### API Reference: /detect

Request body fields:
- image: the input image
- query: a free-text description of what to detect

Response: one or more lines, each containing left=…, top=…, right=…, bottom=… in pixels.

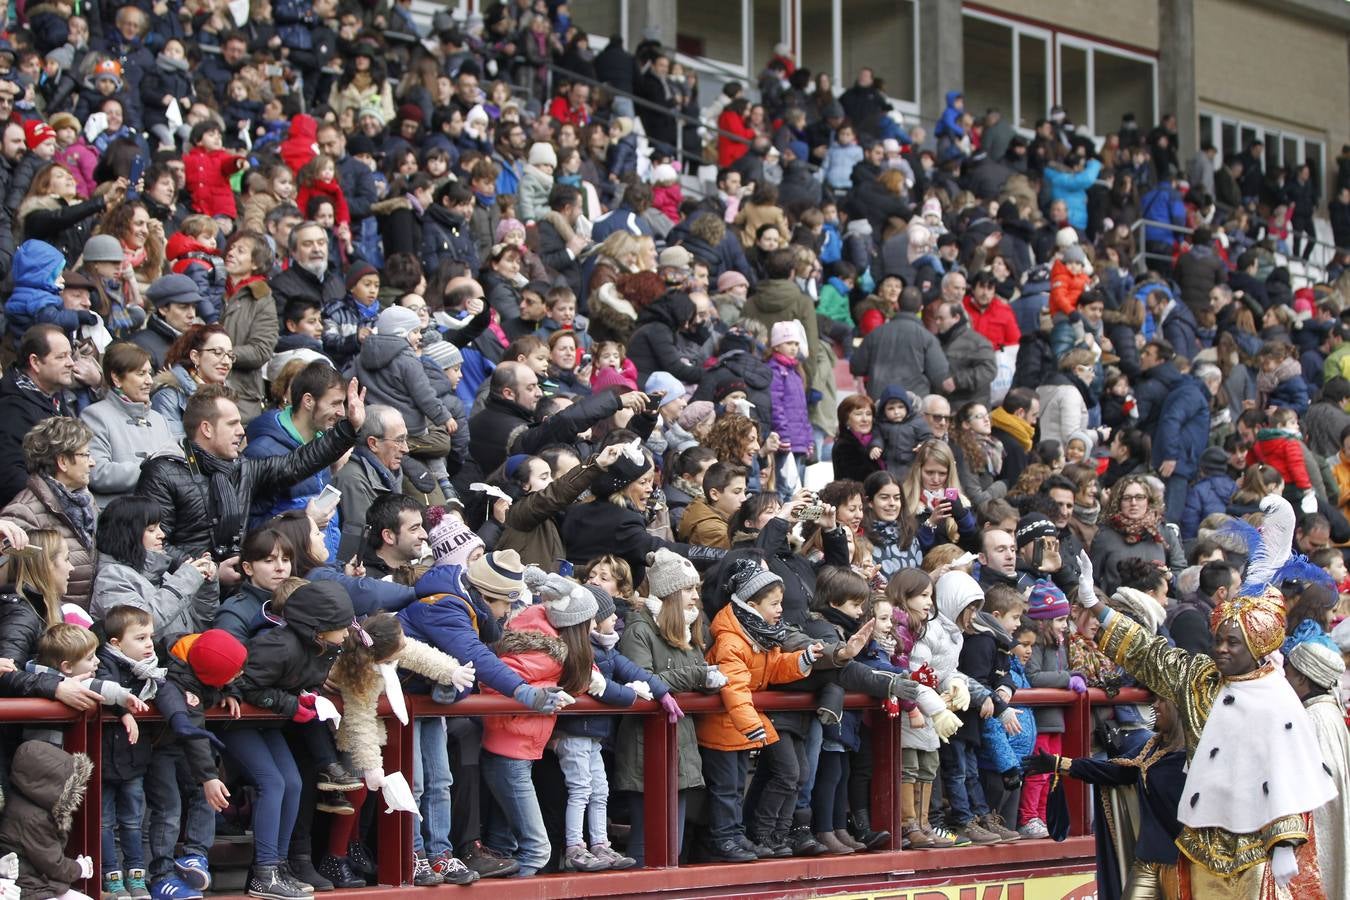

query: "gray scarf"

left=43, top=475, right=96, bottom=548
left=106, top=646, right=167, bottom=700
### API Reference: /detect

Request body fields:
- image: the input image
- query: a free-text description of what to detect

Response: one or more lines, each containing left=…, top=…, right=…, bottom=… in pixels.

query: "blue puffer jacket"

left=1180, top=473, right=1237, bottom=540
left=1140, top=182, right=1187, bottom=245
left=1267, top=371, right=1311, bottom=416
left=978, top=659, right=1036, bottom=773
left=4, top=240, right=77, bottom=341
left=555, top=637, right=670, bottom=741
left=935, top=90, right=964, bottom=139
left=397, top=565, right=519, bottom=697
left=1150, top=373, right=1210, bottom=481
left=302, top=564, right=415, bottom=616
left=244, top=408, right=341, bottom=558
left=822, top=141, right=864, bottom=190
left=1044, top=159, right=1102, bottom=232
left=272, top=0, right=315, bottom=49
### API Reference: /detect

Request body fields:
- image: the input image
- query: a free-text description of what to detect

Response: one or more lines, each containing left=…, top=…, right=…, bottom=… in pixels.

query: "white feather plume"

left=1241, top=494, right=1296, bottom=593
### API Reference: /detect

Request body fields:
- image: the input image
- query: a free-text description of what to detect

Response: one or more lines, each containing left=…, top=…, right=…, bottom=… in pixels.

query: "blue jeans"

left=555, top=734, right=608, bottom=848
left=625, top=790, right=688, bottom=867
left=795, top=717, right=823, bottom=811
left=411, top=716, right=453, bottom=858
left=222, top=729, right=302, bottom=866
left=939, top=738, right=990, bottom=826
left=101, top=777, right=146, bottom=874
left=145, top=746, right=216, bottom=882
left=481, top=751, right=549, bottom=875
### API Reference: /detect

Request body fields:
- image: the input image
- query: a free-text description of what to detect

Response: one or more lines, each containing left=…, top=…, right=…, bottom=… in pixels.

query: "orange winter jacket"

left=695, top=603, right=808, bottom=752
left=1049, top=258, right=1090, bottom=317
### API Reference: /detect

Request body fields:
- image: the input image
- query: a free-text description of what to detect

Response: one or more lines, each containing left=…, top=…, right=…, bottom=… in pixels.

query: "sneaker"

left=705, top=838, right=757, bottom=863
left=126, top=868, right=152, bottom=900
left=173, top=856, right=211, bottom=892
left=978, top=813, right=1021, bottom=842
left=926, top=824, right=968, bottom=847
left=561, top=844, right=608, bottom=872
left=411, top=853, right=443, bottom=887
left=104, top=871, right=131, bottom=900
left=315, top=856, right=364, bottom=889
left=954, top=819, right=1001, bottom=844
left=315, top=791, right=354, bottom=815
left=430, top=853, right=478, bottom=885
left=1018, top=817, right=1050, bottom=839
left=739, top=834, right=775, bottom=859
left=459, top=842, right=519, bottom=879
left=589, top=843, right=636, bottom=870
left=316, top=762, right=363, bottom=793
left=246, top=866, right=307, bottom=900
left=150, top=876, right=203, bottom=900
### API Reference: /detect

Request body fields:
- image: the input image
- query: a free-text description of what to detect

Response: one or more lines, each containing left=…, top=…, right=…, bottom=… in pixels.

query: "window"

left=676, top=0, right=747, bottom=72
left=1200, top=110, right=1328, bottom=201
left=750, top=0, right=784, bottom=81
left=964, top=9, right=1156, bottom=138
left=568, top=0, right=623, bottom=41
left=799, top=0, right=836, bottom=88
left=840, top=0, right=917, bottom=107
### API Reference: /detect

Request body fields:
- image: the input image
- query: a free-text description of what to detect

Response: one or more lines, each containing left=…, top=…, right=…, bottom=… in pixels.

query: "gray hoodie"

left=355, top=334, right=449, bottom=434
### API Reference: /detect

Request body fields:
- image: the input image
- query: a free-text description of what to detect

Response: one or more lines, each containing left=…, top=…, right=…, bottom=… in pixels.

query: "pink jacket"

left=56, top=142, right=99, bottom=198
left=652, top=183, right=683, bottom=224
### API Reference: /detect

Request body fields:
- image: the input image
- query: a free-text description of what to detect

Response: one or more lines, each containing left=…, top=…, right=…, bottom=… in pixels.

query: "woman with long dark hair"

left=91, top=495, right=219, bottom=643
left=863, top=470, right=921, bottom=578
left=17, top=162, right=123, bottom=261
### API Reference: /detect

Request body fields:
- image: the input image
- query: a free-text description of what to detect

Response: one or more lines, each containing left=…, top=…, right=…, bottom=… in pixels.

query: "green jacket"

left=614, top=604, right=714, bottom=793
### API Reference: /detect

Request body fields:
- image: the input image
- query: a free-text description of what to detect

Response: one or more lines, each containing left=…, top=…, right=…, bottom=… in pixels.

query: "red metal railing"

left=4, top=685, right=1148, bottom=898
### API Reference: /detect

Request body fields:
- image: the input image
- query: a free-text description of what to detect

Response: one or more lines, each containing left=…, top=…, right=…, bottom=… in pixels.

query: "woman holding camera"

left=900, top=440, right=978, bottom=553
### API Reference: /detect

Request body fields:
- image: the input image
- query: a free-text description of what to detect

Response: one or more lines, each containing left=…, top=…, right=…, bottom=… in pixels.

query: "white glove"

left=83, top=112, right=108, bottom=143
left=1077, top=550, right=1098, bottom=607
left=0, top=879, right=17, bottom=900
left=948, top=678, right=970, bottom=712
left=588, top=669, right=607, bottom=697
left=626, top=681, right=654, bottom=701
left=0, top=852, right=15, bottom=880
left=1271, top=844, right=1298, bottom=887
left=364, top=768, right=385, bottom=791
left=930, top=708, right=961, bottom=742
left=76, top=854, right=94, bottom=879
left=449, top=661, right=476, bottom=692
left=1301, top=492, right=1319, bottom=515
left=705, top=665, right=728, bottom=689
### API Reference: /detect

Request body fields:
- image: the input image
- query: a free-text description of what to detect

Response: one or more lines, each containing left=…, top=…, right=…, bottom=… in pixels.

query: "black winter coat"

left=236, top=581, right=353, bottom=719
left=421, top=203, right=478, bottom=277
left=96, top=646, right=154, bottom=782
left=561, top=499, right=687, bottom=587
left=692, top=345, right=774, bottom=434
left=830, top=426, right=885, bottom=485
left=0, top=588, right=62, bottom=699
left=270, top=262, right=346, bottom=320
left=140, top=65, right=194, bottom=129
left=157, top=658, right=227, bottom=783
left=136, top=423, right=356, bottom=561
left=468, top=390, right=621, bottom=476
left=627, top=293, right=705, bottom=385
left=0, top=367, right=73, bottom=509
left=17, top=195, right=107, bottom=264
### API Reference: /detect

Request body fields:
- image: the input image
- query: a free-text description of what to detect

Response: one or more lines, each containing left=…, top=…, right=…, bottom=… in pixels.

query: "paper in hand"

left=313, top=695, right=342, bottom=727
left=378, top=662, right=409, bottom=725
left=381, top=771, right=420, bottom=819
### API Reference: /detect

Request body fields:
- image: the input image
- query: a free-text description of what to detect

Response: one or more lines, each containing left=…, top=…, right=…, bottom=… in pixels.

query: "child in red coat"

left=183, top=121, right=247, bottom=219
left=1246, top=407, right=1319, bottom=513
left=1048, top=246, right=1090, bottom=317
left=296, top=154, right=351, bottom=228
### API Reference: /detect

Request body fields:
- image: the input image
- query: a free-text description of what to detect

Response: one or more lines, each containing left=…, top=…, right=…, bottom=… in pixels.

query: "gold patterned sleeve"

left=1097, top=609, right=1219, bottom=712
left=1259, top=814, right=1309, bottom=851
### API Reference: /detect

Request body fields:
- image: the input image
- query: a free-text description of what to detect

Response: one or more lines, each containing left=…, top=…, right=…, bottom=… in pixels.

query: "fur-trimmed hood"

left=371, top=195, right=413, bottom=216
left=8, top=740, right=91, bottom=835
left=540, top=209, right=578, bottom=245
left=495, top=604, right=568, bottom=664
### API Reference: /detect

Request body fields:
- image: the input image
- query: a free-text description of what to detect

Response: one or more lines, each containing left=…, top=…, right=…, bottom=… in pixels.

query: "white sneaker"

left=1018, top=818, right=1049, bottom=839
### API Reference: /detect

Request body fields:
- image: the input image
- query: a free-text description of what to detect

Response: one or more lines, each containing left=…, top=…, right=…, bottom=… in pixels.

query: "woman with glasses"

left=0, top=417, right=99, bottom=608
left=1088, top=474, right=1172, bottom=595
left=151, top=323, right=235, bottom=439
left=80, top=342, right=180, bottom=507
left=221, top=230, right=280, bottom=424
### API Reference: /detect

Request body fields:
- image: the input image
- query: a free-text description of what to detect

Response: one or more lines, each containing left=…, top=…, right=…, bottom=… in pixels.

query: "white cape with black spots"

left=1179, top=667, right=1335, bottom=833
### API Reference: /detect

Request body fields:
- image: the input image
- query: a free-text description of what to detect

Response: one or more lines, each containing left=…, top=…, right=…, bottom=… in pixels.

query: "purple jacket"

left=768, top=355, right=813, bottom=452
left=56, top=142, right=99, bottom=199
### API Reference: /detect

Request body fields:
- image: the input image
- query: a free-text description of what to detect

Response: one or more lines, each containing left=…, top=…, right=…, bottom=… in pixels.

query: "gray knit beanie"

left=645, top=548, right=700, bottom=599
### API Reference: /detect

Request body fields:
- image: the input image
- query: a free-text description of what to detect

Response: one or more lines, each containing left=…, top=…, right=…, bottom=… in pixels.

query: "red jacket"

left=717, top=109, right=756, bottom=169
left=479, top=605, right=568, bottom=761
left=1049, top=258, right=1090, bottom=317
left=962, top=294, right=1021, bottom=350
left=1247, top=430, right=1311, bottom=490
left=297, top=178, right=351, bottom=227
left=280, top=114, right=318, bottom=176
left=182, top=146, right=246, bottom=218
left=547, top=96, right=589, bottom=128
left=166, top=232, right=220, bottom=272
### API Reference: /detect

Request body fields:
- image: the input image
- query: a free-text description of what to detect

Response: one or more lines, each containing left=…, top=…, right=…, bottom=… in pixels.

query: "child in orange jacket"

left=696, top=560, right=822, bottom=860
left=1048, top=245, right=1091, bottom=317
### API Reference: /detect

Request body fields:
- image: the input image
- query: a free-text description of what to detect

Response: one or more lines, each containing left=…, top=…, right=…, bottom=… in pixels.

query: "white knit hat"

left=527, top=142, right=557, bottom=167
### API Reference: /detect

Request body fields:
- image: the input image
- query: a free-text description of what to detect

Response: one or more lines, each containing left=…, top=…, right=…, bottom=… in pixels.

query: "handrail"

left=1127, top=216, right=1339, bottom=284
left=5, top=686, right=1127, bottom=897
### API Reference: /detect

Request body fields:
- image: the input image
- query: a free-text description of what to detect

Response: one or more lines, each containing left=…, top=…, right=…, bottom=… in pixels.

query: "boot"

left=283, top=856, right=328, bottom=892
left=246, top=865, right=307, bottom=900
left=741, top=832, right=776, bottom=859
left=834, top=828, right=867, bottom=852
left=814, top=830, right=854, bottom=855
left=847, top=810, right=891, bottom=851
left=788, top=808, right=826, bottom=856
left=918, top=782, right=959, bottom=848
left=315, top=857, right=363, bottom=890
left=901, top=782, right=935, bottom=849
left=763, top=830, right=793, bottom=858
left=817, top=681, right=845, bottom=725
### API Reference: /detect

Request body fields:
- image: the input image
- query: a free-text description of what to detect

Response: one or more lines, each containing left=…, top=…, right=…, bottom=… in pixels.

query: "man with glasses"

left=333, top=404, right=426, bottom=529
left=139, top=381, right=364, bottom=573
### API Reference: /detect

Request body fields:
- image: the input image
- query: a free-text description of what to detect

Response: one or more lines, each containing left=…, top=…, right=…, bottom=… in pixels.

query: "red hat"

left=24, top=120, right=55, bottom=151
left=187, top=629, right=248, bottom=687
left=397, top=103, right=424, bottom=124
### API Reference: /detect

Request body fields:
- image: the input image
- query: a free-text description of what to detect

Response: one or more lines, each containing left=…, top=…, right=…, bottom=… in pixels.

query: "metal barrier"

left=1128, top=216, right=1341, bottom=286
left=0, top=686, right=1143, bottom=897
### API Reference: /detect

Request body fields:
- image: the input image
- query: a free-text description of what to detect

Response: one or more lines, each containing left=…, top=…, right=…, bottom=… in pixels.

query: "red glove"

left=292, top=704, right=317, bottom=724
left=882, top=697, right=900, bottom=719
left=298, top=692, right=317, bottom=709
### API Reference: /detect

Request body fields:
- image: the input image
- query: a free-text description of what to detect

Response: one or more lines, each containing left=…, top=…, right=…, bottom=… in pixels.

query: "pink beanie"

left=427, top=507, right=485, bottom=569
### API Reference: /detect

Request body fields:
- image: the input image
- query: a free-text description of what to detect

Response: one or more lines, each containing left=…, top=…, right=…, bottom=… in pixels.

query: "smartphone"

left=312, top=484, right=342, bottom=514
left=943, top=488, right=960, bottom=503
left=126, top=155, right=147, bottom=200
left=646, top=390, right=665, bottom=413
left=1031, top=537, right=1046, bottom=571
left=337, top=522, right=370, bottom=567
left=579, top=352, right=592, bottom=369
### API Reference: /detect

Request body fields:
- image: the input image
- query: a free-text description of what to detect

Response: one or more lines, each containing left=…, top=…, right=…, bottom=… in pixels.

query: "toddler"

left=166, top=215, right=226, bottom=323
left=589, top=340, right=638, bottom=390
left=874, top=387, right=932, bottom=476
left=1246, top=407, right=1318, bottom=514
left=767, top=321, right=812, bottom=496
left=322, top=261, right=383, bottom=370
left=182, top=121, right=247, bottom=220
left=0, top=741, right=96, bottom=900
left=296, top=154, right=351, bottom=230
left=977, top=601, right=1038, bottom=832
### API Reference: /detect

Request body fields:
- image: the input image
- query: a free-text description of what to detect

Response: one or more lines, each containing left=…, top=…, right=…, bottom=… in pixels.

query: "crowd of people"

left=0, top=1, right=1343, bottom=899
